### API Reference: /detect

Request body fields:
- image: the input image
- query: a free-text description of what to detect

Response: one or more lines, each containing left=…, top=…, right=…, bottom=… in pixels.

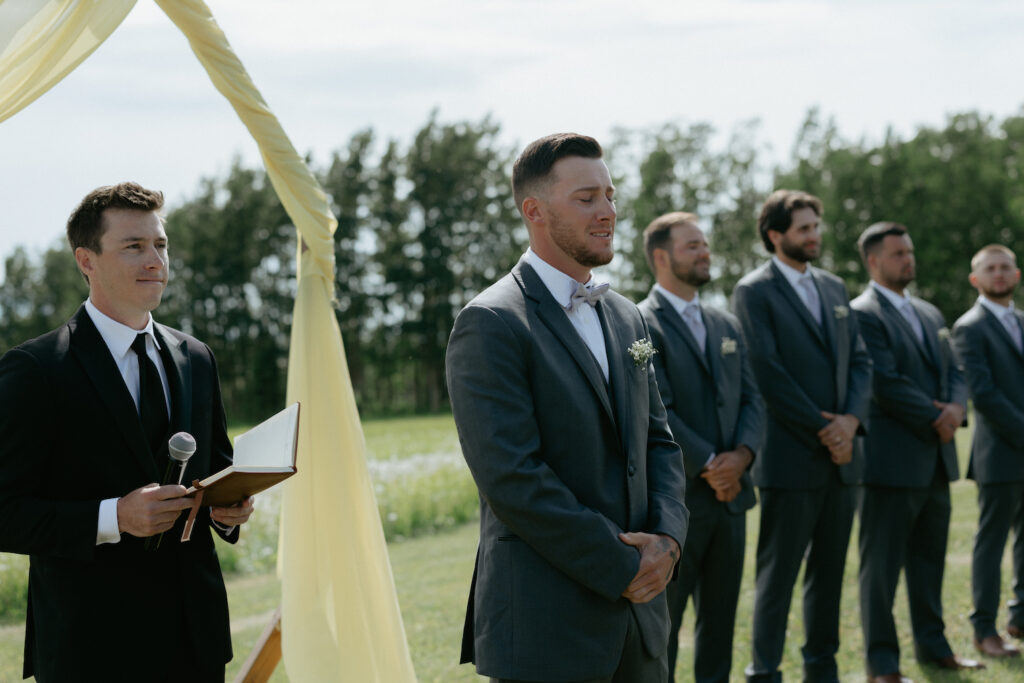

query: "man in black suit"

left=953, top=244, right=1024, bottom=657
left=638, top=212, right=765, bottom=682
left=0, top=183, right=253, bottom=682
left=446, top=134, right=688, bottom=682
left=851, top=222, right=982, bottom=681
left=732, top=189, right=872, bottom=683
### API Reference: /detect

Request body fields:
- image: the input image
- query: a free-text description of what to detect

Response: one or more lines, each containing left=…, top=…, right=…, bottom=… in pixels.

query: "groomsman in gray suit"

left=851, top=222, right=982, bottom=681
left=733, top=189, right=872, bottom=683
left=638, top=212, right=765, bottom=682
left=446, top=133, right=688, bottom=683
left=953, top=244, right=1024, bottom=658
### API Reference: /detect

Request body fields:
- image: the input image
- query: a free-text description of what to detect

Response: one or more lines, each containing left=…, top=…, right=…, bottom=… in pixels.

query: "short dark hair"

left=67, top=182, right=164, bottom=254
left=857, top=221, right=908, bottom=265
left=511, top=133, right=603, bottom=213
left=971, top=243, right=1017, bottom=271
left=757, top=189, right=822, bottom=252
left=642, top=211, right=699, bottom=272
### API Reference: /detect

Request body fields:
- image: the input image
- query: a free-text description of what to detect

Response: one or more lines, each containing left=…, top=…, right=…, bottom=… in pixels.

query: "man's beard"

left=671, top=258, right=711, bottom=287
left=779, top=237, right=817, bottom=263
left=981, top=282, right=1018, bottom=299
left=548, top=213, right=613, bottom=269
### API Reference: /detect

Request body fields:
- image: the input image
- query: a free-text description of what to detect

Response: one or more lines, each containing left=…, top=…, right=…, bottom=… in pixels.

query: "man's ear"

left=968, top=271, right=979, bottom=289
left=74, top=247, right=94, bottom=280
left=522, top=197, right=543, bottom=227
left=652, top=247, right=669, bottom=272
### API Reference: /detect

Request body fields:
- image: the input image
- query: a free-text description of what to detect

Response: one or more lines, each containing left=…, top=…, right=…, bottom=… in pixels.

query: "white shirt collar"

left=653, top=283, right=700, bottom=318
left=978, top=295, right=1016, bottom=317
left=772, top=254, right=812, bottom=290
left=84, top=299, right=160, bottom=361
left=870, top=280, right=913, bottom=309
left=523, top=248, right=603, bottom=309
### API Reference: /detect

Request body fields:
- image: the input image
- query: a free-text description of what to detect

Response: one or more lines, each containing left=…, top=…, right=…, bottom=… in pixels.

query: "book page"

left=232, top=402, right=300, bottom=468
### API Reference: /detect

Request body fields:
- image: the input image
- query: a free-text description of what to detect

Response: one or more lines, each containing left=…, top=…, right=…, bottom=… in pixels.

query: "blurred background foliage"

left=2, top=107, right=1023, bottom=419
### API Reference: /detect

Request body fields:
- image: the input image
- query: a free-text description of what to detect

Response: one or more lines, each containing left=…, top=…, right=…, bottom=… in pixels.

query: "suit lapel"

left=874, top=289, right=936, bottom=370
left=154, top=324, right=192, bottom=435
left=980, top=305, right=1024, bottom=361
left=911, top=299, right=942, bottom=374
left=598, top=302, right=629, bottom=450
left=518, top=263, right=615, bottom=424
left=702, top=310, right=731, bottom=447
left=652, top=291, right=710, bottom=375
left=68, top=307, right=159, bottom=482
left=769, top=262, right=827, bottom=348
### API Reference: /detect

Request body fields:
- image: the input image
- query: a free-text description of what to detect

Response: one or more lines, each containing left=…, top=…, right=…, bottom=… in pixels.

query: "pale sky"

left=1, top=0, right=1022, bottom=270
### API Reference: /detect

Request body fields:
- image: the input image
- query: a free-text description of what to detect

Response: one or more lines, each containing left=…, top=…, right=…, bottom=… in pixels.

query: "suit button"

left=628, top=464, right=636, bottom=476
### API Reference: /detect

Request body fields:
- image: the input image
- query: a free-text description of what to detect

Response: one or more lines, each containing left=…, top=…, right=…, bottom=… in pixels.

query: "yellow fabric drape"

left=0, top=0, right=136, bottom=124
left=155, top=2, right=415, bottom=680
left=1, top=0, right=415, bottom=679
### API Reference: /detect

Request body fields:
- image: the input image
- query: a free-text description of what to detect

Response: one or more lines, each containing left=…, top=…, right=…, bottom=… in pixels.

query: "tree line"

left=2, top=108, right=1022, bottom=421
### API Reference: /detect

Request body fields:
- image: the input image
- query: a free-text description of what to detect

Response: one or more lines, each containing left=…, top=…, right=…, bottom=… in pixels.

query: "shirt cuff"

left=210, top=517, right=235, bottom=534
left=96, top=497, right=121, bottom=545
left=704, top=452, right=716, bottom=469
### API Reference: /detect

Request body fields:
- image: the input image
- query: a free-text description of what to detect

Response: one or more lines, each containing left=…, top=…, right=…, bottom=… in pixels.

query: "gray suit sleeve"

left=953, top=322, right=1024, bottom=448
left=446, top=304, right=640, bottom=603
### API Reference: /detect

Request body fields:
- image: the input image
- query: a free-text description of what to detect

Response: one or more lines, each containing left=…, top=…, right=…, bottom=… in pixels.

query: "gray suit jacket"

left=732, top=261, right=872, bottom=489
left=953, top=302, right=1024, bottom=484
left=851, top=286, right=964, bottom=487
left=638, top=289, right=764, bottom=517
left=446, top=259, right=688, bottom=682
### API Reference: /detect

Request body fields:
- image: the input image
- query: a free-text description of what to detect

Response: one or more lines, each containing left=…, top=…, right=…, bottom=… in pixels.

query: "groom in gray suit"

left=953, top=244, right=1024, bottom=658
left=446, top=133, right=688, bottom=683
left=851, top=222, right=981, bottom=681
left=638, top=212, right=764, bottom=682
left=733, top=189, right=872, bottom=682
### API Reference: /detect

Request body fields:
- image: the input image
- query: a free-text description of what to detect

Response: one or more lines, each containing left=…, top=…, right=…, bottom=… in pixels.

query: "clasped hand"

left=818, top=411, right=859, bottom=464
left=618, top=532, right=679, bottom=604
left=701, top=447, right=753, bottom=502
left=117, top=484, right=254, bottom=538
left=931, top=400, right=965, bottom=443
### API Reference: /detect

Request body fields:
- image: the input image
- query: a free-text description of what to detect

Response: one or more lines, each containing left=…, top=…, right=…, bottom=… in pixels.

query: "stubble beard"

left=549, top=213, right=614, bottom=269
left=671, top=258, right=711, bottom=288
left=982, top=282, right=1018, bottom=300
left=780, top=238, right=817, bottom=264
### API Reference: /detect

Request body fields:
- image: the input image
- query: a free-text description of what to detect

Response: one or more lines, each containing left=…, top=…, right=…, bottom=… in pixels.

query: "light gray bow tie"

left=566, top=281, right=609, bottom=312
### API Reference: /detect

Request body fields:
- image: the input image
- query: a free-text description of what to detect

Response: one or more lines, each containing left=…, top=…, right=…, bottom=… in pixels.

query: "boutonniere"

left=834, top=305, right=849, bottom=320
left=938, top=327, right=951, bottom=341
left=721, top=337, right=737, bottom=356
left=627, top=338, right=657, bottom=368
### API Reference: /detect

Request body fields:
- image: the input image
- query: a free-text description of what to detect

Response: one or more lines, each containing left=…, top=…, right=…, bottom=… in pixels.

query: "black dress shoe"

left=1008, top=623, right=1024, bottom=639
left=931, top=655, right=986, bottom=670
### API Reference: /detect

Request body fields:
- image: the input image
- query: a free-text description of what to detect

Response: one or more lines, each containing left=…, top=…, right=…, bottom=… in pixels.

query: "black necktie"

left=131, top=333, right=168, bottom=459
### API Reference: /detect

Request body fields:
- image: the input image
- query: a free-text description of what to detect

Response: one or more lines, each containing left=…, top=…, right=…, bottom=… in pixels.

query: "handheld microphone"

left=146, top=432, right=197, bottom=551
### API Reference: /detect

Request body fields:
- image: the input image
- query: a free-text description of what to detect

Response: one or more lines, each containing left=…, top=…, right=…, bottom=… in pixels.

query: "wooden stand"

left=233, top=607, right=282, bottom=683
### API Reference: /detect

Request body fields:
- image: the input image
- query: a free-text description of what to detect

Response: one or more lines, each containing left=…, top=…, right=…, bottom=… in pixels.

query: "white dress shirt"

left=85, top=300, right=170, bottom=545
left=524, top=249, right=609, bottom=381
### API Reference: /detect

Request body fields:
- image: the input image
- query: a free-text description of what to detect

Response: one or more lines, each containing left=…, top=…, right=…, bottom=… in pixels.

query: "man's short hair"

left=971, top=243, right=1017, bottom=271
left=642, top=211, right=700, bottom=272
left=757, top=189, right=822, bottom=253
left=511, top=133, right=603, bottom=213
left=857, top=221, right=908, bottom=265
left=67, top=182, right=164, bottom=254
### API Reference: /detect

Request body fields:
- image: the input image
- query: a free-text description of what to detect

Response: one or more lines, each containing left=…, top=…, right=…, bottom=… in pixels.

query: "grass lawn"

left=4, top=414, right=1024, bottom=681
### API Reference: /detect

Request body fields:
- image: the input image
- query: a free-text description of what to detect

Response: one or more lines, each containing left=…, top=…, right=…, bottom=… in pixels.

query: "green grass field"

left=3, top=414, right=1024, bottom=681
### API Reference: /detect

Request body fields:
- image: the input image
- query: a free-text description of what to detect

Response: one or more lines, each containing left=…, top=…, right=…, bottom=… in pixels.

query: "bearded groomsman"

left=851, top=221, right=982, bottom=681
left=953, top=244, right=1024, bottom=658
left=733, top=190, right=871, bottom=683
left=638, top=212, right=765, bottom=683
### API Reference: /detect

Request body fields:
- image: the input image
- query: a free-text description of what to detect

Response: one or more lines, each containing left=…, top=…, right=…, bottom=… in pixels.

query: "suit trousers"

left=667, top=501, right=746, bottom=683
left=491, top=608, right=667, bottom=683
left=858, top=469, right=953, bottom=677
left=747, top=471, right=854, bottom=683
left=970, top=481, right=1024, bottom=639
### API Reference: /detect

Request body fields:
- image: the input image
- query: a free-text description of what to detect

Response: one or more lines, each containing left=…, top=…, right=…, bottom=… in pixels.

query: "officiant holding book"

left=0, top=182, right=254, bottom=682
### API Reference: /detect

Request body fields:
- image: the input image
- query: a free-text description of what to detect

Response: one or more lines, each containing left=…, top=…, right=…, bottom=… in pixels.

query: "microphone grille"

left=168, top=432, right=197, bottom=462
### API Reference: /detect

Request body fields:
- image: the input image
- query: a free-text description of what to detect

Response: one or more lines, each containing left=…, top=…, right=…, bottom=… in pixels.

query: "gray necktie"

left=683, top=304, right=706, bottom=354
left=566, top=281, right=609, bottom=313
left=1003, top=310, right=1023, bottom=353
left=899, top=300, right=925, bottom=345
left=798, top=275, right=822, bottom=326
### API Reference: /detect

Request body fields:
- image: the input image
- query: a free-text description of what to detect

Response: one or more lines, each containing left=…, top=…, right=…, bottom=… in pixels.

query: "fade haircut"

left=643, top=211, right=700, bottom=272
left=971, top=243, right=1017, bottom=271
left=511, top=133, right=603, bottom=215
left=857, top=221, right=908, bottom=266
left=757, top=189, right=823, bottom=253
left=67, top=182, right=165, bottom=254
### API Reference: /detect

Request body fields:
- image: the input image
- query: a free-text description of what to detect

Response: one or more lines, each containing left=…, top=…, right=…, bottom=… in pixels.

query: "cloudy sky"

left=1, top=0, right=1021, bottom=267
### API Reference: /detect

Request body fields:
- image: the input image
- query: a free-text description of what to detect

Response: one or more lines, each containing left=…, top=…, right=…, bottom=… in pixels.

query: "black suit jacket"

left=445, top=260, right=688, bottom=682
left=0, top=306, right=236, bottom=680
left=638, top=289, right=764, bottom=517
left=851, top=286, right=964, bottom=487
left=953, top=302, right=1024, bottom=483
left=732, top=261, right=872, bottom=489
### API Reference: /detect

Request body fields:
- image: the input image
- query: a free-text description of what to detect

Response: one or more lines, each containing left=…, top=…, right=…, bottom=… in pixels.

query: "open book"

left=187, top=402, right=300, bottom=507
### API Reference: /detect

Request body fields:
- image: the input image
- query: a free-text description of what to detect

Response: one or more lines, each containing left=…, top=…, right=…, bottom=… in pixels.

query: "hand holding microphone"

left=142, top=432, right=196, bottom=551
